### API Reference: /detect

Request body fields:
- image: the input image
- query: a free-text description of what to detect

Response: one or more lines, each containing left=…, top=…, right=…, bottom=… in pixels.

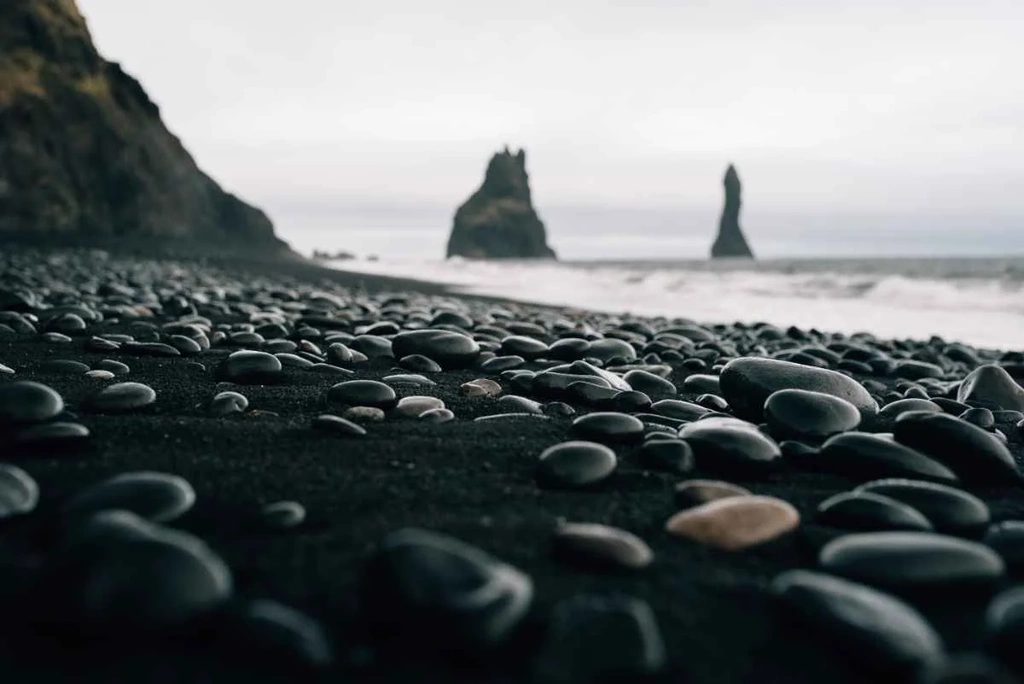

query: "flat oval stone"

left=983, top=521, right=1024, bottom=572
left=959, top=364, right=1024, bottom=412
left=94, top=359, right=130, bottom=375
left=677, top=417, right=782, bottom=476
left=893, top=412, right=1020, bottom=484
left=63, top=471, right=196, bottom=523
left=224, top=599, right=333, bottom=669
left=87, top=382, right=156, bottom=413
left=326, top=380, right=398, bottom=409
left=673, top=479, right=751, bottom=508
left=0, top=463, right=39, bottom=519
left=497, top=395, right=543, bottom=414
left=588, top=338, right=638, bottom=364
left=262, top=500, right=306, bottom=529
left=532, top=594, right=665, bottom=682
left=651, top=399, right=710, bottom=421
left=217, top=351, right=283, bottom=383
left=85, top=370, right=115, bottom=380
left=984, top=586, right=1024, bottom=673
left=420, top=407, right=455, bottom=423
left=312, top=414, right=368, bottom=436
left=342, top=406, right=386, bottom=422
left=398, top=354, right=443, bottom=373
left=552, top=522, right=654, bottom=570
left=572, top=412, right=644, bottom=444
left=480, top=355, right=526, bottom=373
left=393, top=396, right=445, bottom=418
left=461, top=378, right=502, bottom=397
left=816, top=491, right=934, bottom=532
left=772, top=569, right=943, bottom=676
left=382, top=373, right=436, bottom=387
left=879, top=398, right=943, bottom=420
left=623, top=369, right=676, bottom=398
left=0, top=363, right=14, bottom=374
left=0, top=380, right=64, bottom=424
left=720, top=357, right=879, bottom=421
left=359, top=528, right=533, bottom=650
left=391, top=330, right=480, bottom=369
left=819, top=531, right=1004, bottom=591
left=537, top=441, right=617, bottom=488
left=614, top=390, right=653, bottom=412
left=665, top=495, right=800, bottom=550
left=856, top=478, right=990, bottom=537
left=209, top=391, right=248, bottom=416
left=568, top=381, right=621, bottom=407
left=499, top=335, right=549, bottom=359
left=274, top=352, right=314, bottom=369
left=71, top=528, right=233, bottom=629
left=961, top=407, right=995, bottom=430
left=39, top=359, right=90, bottom=375
left=15, top=421, right=90, bottom=445
left=818, top=432, right=959, bottom=483
left=764, top=389, right=861, bottom=441
left=638, top=439, right=694, bottom=474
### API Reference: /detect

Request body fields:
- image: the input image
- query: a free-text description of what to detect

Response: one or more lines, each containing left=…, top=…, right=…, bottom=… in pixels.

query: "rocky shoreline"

left=2, top=246, right=1024, bottom=683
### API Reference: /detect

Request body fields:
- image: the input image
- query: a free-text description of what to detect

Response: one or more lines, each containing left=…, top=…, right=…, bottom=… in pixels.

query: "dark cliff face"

left=710, top=164, right=754, bottom=259
left=0, top=0, right=290, bottom=254
left=445, top=147, right=557, bottom=260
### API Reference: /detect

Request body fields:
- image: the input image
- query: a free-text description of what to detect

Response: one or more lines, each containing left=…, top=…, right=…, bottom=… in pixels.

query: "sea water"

left=326, top=256, right=1024, bottom=351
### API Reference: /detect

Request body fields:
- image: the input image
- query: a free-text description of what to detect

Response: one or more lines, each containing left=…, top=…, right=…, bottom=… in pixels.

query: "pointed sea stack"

left=0, top=0, right=290, bottom=255
left=445, top=147, right=556, bottom=260
left=710, top=164, right=754, bottom=259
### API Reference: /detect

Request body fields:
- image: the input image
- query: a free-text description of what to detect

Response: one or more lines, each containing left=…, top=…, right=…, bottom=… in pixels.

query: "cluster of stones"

left=2, top=247, right=1024, bottom=681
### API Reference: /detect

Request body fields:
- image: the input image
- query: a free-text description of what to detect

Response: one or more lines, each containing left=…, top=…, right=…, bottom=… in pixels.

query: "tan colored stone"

left=665, top=495, right=800, bottom=551
left=461, top=378, right=502, bottom=397
left=673, top=479, right=751, bottom=508
left=85, top=370, right=115, bottom=380
left=393, top=395, right=445, bottom=418
left=342, top=406, right=386, bottom=422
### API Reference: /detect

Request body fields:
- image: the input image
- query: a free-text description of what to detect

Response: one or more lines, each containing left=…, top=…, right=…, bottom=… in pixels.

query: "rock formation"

left=0, top=0, right=289, bottom=254
left=710, top=164, right=754, bottom=259
left=445, top=147, right=556, bottom=260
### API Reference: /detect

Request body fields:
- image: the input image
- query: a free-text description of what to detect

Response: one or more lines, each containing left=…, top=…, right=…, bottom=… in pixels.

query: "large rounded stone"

left=359, top=528, right=532, bottom=651
left=571, top=412, right=644, bottom=444
left=772, top=569, right=943, bottom=676
left=537, top=441, right=617, bottom=489
left=62, top=471, right=196, bottom=523
left=893, top=411, right=1020, bottom=485
left=391, top=330, right=481, bottom=369
left=816, top=491, right=933, bottom=532
left=720, top=357, right=878, bottom=421
left=326, top=380, right=398, bottom=410
left=817, top=432, right=959, bottom=484
left=820, top=531, right=1005, bottom=591
left=959, top=365, right=1024, bottom=412
left=764, top=389, right=861, bottom=441
left=855, top=478, right=990, bottom=537
left=217, top=351, right=283, bottom=384
left=677, top=417, right=782, bottom=476
left=665, top=495, right=799, bottom=550
left=0, top=381, right=64, bottom=424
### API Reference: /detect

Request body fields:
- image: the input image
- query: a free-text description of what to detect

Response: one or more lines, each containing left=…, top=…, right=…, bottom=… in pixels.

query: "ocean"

left=274, top=207, right=1024, bottom=351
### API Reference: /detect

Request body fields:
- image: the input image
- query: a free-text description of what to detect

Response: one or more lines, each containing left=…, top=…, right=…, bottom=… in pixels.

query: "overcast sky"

left=78, top=0, right=1023, bottom=251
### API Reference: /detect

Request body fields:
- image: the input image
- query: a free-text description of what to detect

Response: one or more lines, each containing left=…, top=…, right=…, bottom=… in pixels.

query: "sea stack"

left=0, top=0, right=289, bottom=255
left=710, top=164, right=754, bottom=259
left=445, top=147, right=557, bottom=260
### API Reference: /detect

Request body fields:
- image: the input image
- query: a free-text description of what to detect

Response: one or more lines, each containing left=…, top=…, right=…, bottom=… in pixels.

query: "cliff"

left=445, top=147, right=557, bottom=260
left=710, top=164, right=754, bottom=259
left=0, top=0, right=290, bottom=255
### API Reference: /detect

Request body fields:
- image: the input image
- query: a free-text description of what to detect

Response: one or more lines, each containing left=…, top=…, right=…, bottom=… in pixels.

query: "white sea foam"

left=329, top=257, right=1024, bottom=350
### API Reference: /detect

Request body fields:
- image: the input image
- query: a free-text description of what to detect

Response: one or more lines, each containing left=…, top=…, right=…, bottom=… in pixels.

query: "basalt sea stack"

left=445, top=147, right=557, bottom=260
left=709, top=164, right=754, bottom=259
left=0, top=0, right=289, bottom=255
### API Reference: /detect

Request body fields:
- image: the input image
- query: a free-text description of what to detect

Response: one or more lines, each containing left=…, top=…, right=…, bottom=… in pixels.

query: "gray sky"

left=79, top=0, right=1023, bottom=252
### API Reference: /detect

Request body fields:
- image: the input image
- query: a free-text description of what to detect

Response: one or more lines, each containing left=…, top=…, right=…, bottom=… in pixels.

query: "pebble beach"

left=3, top=246, right=1024, bottom=683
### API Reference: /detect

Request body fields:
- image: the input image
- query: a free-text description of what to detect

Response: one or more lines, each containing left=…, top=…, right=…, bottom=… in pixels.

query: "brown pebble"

left=552, top=522, right=653, bottom=570
left=673, top=479, right=751, bottom=508
left=343, top=406, right=386, bottom=422
left=665, top=495, right=800, bottom=550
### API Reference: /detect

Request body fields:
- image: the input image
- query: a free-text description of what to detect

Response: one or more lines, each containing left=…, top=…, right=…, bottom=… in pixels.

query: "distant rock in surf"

left=445, top=147, right=557, bottom=260
left=710, top=164, right=754, bottom=259
left=0, top=0, right=290, bottom=256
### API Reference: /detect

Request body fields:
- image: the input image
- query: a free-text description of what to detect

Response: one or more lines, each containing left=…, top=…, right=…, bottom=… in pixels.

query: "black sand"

left=1, top=250, right=1023, bottom=683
